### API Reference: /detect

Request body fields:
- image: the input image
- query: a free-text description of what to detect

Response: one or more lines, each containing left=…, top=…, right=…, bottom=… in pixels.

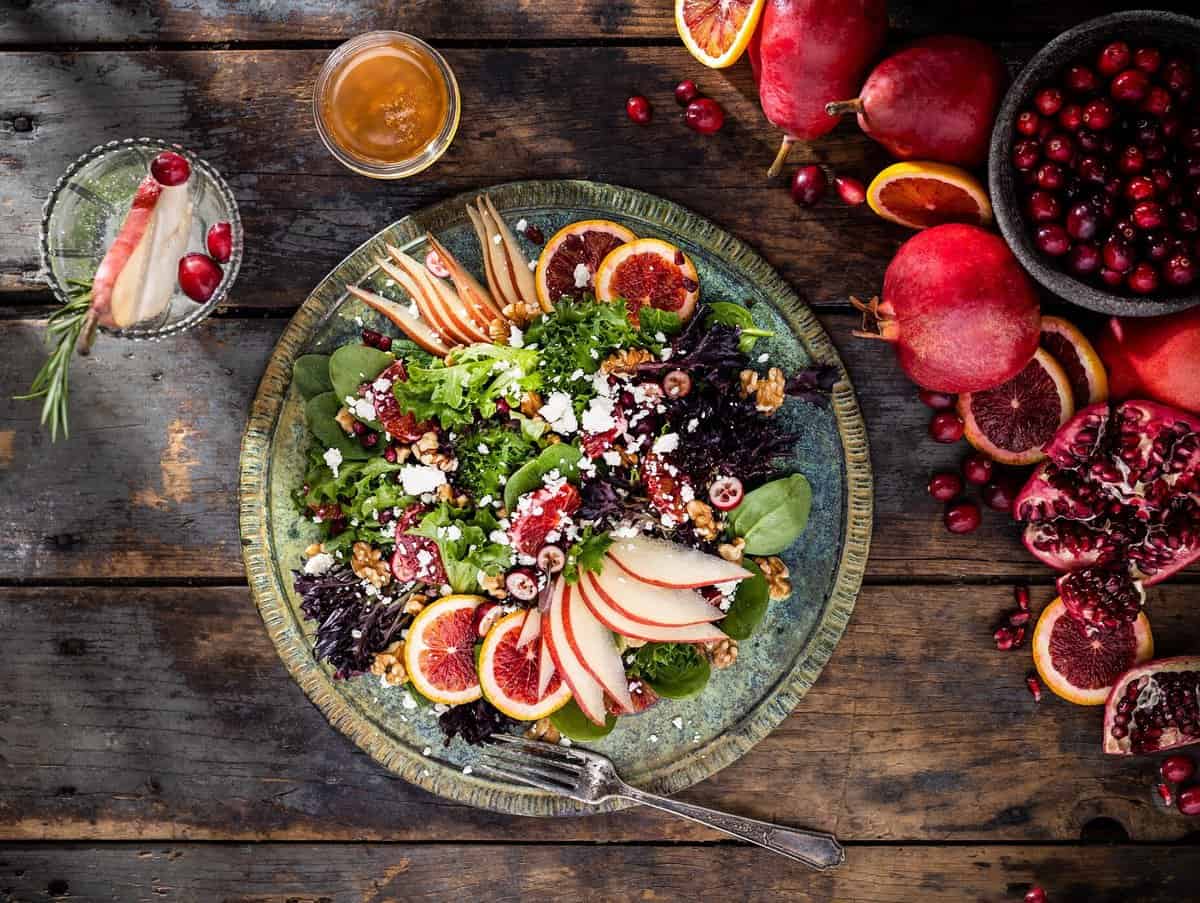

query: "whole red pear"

left=826, top=35, right=1007, bottom=166
left=757, top=0, right=888, bottom=176
left=1095, top=308, right=1200, bottom=413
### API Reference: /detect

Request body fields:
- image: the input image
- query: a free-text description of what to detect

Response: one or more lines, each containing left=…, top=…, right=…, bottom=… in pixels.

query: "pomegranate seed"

left=962, top=453, right=993, bottom=485
left=927, top=471, right=963, bottom=502
left=1024, top=887, right=1047, bottom=903
left=1082, top=97, right=1115, bottom=130
left=1008, top=610, right=1031, bottom=627
left=361, top=328, right=385, bottom=349
left=383, top=446, right=397, bottom=463
left=1015, top=585, right=1031, bottom=611
left=918, top=389, right=955, bottom=410
left=1026, top=675, right=1043, bottom=702
left=150, top=150, right=191, bottom=186
left=994, top=627, right=1015, bottom=650
left=790, top=165, right=826, bottom=206
left=674, top=79, right=699, bottom=106
left=1035, top=223, right=1071, bottom=257
left=1097, top=41, right=1131, bottom=76
left=1127, top=262, right=1159, bottom=294
left=1016, top=110, right=1041, bottom=136
left=1034, top=87, right=1063, bottom=116
left=1156, top=782, right=1175, bottom=807
left=1161, top=755, right=1196, bottom=784
left=1065, top=64, right=1098, bottom=94
left=177, top=253, right=223, bottom=303
left=929, top=412, right=964, bottom=443
left=1179, top=786, right=1200, bottom=817
left=206, top=221, right=233, bottom=263
left=834, top=175, right=866, bottom=206
left=351, top=419, right=366, bottom=436
left=1012, top=625, right=1027, bottom=647
left=684, top=97, right=724, bottom=134
left=1133, top=46, right=1162, bottom=74
left=625, top=95, right=652, bottom=125
left=944, top=500, right=981, bottom=534
left=523, top=222, right=544, bottom=244
left=1111, top=69, right=1150, bottom=104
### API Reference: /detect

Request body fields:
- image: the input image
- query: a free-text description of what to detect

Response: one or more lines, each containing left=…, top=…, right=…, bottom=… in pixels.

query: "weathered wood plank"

left=3, top=0, right=1197, bottom=44
left=1, top=583, right=1196, bottom=842
left=0, top=312, right=1087, bottom=581
left=0, top=842, right=1196, bottom=902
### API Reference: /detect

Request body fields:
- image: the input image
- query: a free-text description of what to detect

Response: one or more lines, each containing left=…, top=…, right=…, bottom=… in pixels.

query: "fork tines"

left=476, top=736, right=584, bottom=796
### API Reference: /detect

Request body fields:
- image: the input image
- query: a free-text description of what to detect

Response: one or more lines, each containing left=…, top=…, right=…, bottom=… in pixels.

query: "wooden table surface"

left=3, top=3, right=1200, bottom=901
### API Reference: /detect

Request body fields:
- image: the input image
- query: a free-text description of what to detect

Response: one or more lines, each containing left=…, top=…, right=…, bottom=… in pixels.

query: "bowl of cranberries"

left=989, top=10, right=1200, bottom=316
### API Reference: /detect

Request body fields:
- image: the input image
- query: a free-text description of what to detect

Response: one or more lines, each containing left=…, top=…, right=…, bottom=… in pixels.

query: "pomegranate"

left=1015, top=400, right=1200, bottom=633
left=1103, top=656, right=1200, bottom=755
left=853, top=225, right=1041, bottom=393
left=1095, top=308, right=1200, bottom=414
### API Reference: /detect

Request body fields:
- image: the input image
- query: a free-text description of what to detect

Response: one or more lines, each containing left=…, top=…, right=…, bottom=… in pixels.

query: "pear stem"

left=825, top=98, right=865, bottom=118
left=766, top=136, right=795, bottom=178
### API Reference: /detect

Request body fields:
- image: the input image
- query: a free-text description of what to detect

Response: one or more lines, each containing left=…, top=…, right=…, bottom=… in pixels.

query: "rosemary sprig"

left=14, top=285, right=93, bottom=441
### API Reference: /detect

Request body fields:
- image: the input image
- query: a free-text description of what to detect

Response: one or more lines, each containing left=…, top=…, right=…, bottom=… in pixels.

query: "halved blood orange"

left=866, top=161, right=993, bottom=230
left=535, top=220, right=636, bottom=308
left=958, top=348, right=1074, bottom=465
left=479, top=610, right=572, bottom=720
left=1039, top=316, right=1109, bottom=409
left=404, top=594, right=485, bottom=706
left=594, top=238, right=700, bottom=325
left=1033, top=597, right=1154, bottom=706
left=675, top=0, right=765, bottom=69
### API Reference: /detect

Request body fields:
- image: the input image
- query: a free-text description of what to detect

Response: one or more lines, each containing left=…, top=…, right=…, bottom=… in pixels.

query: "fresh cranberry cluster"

left=1012, top=41, right=1199, bottom=295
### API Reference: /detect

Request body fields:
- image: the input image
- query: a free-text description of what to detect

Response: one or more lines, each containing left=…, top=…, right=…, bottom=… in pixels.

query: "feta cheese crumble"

left=538, top=390, right=578, bottom=435
left=573, top=262, right=590, bottom=288
left=399, top=464, right=448, bottom=496
left=303, top=552, right=335, bottom=575
left=652, top=432, right=680, bottom=454
left=322, top=447, right=343, bottom=477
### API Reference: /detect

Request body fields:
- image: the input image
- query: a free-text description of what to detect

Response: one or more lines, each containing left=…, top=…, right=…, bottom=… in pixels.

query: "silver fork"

left=478, top=735, right=845, bottom=870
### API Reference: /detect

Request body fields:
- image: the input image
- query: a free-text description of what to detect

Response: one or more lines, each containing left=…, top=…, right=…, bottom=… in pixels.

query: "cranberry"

left=1111, top=68, right=1150, bottom=104
left=1024, top=888, right=1047, bottom=903
left=1065, top=64, right=1098, bottom=94
left=1035, top=223, right=1071, bottom=256
left=944, top=501, right=982, bottom=534
left=1161, top=755, right=1197, bottom=784
left=626, top=95, right=652, bottom=125
left=1035, top=162, right=1065, bottom=190
left=1163, top=58, right=1195, bottom=98
left=1066, top=242, right=1101, bottom=276
left=1161, top=114, right=1182, bottom=139
left=177, top=253, right=223, bottom=302
left=708, top=475, right=744, bottom=511
left=662, top=369, right=692, bottom=398
left=1016, top=110, right=1041, bottom=136
left=1184, top=126, right=1200, bottom=153
left=1057, top=103, right=1083, bottom=131
left=1144, top=232, right=1172, bottom=263
left=1043, top=133, right=1073, bottom=163
left=1077, top=129, right=1104, bottom=152
left=834, top=175, right=866, bottom=206
left=202, top=222, right=232, bottom=265
left=1013, top=140, right=1041, bottom=170
left=360, top=430, right=378, bottom=448
left=674, top=79, right=699, bottom=106
left=424, top=248, right=450, bottom=278
left=1175, top=209, right=1199, bottom=235
left=1183, top=156, right=1200, bottom=180
left=150, top=150, right=191, bottom=186
left=1164, top=254, right=1197, bottom=287
left=1132, top=201, right=1166, bottom=230
left=505, top=567, right=539, bottom=601
left=1081, top=97, right=1115, bottom=131
left=1034, top=87, right=1063, bottom=116
left=1179, top=786, right=1200, bottom=817
left=962, top=453, right=993, bottom=485
left=1125, top=175, right=1156, bottom=202
left=1140, top=85, right=1173, bottom=116
left=918, top=389, right=955, bottom=410
left=1103, top=237, right=1136, bottom=272
left=1088, top=190, right=1115, bottom=220
left=1077, top=156, right=1108, bottom=184
left=928, top=471, right=963, bottom=502
left=790, top=165, right=826, bottom=206
left=1065, top=203, right=1099, bottom=240
left=1099, top=266, right=1125, bottom=287
left=383, top=446, right=398, bottom=463
left=1027, top=190, right=1061, bottom=223
left=537, top=544, right=567, bottom=573
left=1112, top=218, right=1137, bottom=242
left=982, top=479, right=1017, bottom=512
left=1127, top=262, right=1159, bottom=294
left=361, top=328, right=388, bottom=350
left=473, top=602, right=502, bottom=638
left=684, top=97, right=724, bottom=134
left=1097, top=41, right=1131, bottom=76
left=929, top=412, right=965, bottom=443
left=1117, top=144, right=1145, bottom=175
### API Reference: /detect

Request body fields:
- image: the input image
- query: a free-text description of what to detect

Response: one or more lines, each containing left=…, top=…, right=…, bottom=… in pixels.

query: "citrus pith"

left=866, top=161, right=993, bottom=230
left=404, top=594, right=485, bottom=706
left=479, top=611, right=571, bottom=721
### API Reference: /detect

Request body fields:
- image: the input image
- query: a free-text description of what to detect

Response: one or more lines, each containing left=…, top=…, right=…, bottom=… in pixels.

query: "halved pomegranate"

left=1104, top=657, right=1200, bottom=755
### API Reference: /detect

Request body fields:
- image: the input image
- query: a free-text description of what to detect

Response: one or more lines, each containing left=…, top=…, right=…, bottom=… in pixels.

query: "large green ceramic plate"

left=240, top=180, right=872, bottom=816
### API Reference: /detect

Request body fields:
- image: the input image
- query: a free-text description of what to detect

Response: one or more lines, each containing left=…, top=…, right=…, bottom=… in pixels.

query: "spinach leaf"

left=705, top=301, right=775, bottom=353
left=728, top=473, right=812, bottom=555
left=503, top=443, right=583, bottom=512
left=305, top=392, right=375, bottom=460
left=550, top=699, right=617, bottom=740
left=293, top=354, right=333, bottom=399
left=639, top=307, right=683, bottom=339
left=720, top=558, right=770, bottom=640
left=328, top=344, right=394, bottom=409
left=629, top=642, right=711, bottom=699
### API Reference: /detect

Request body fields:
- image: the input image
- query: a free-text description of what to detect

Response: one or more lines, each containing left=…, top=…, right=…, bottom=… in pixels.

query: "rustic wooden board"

left=2, top=583, right=1196, bottom=843
left=0, top=312, right=1096, bottom=582
left=0, top=842, right=1196, bottom=902
left=4, top=0, right=1197, bottom=44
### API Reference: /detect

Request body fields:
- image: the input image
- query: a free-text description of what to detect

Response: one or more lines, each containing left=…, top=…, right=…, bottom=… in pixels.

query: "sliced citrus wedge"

left=675, top=0, right=765, bottom=69
left=1040, top=316, right=1109, bottom=408
left=866, top=161, right=993, bottom=230
left=404, top=594, right=485, bottom=706
left=1033, top=597, right=1154, bottom=706
left=535, top=219, right=636, bottom=309
left=479, top=610, right=572, bottom=721
left=594, top=237, right=700, bottom=325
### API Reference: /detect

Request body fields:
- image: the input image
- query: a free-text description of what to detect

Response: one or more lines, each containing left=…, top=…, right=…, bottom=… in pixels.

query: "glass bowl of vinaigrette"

left=314, top=31, right=460, bottom=179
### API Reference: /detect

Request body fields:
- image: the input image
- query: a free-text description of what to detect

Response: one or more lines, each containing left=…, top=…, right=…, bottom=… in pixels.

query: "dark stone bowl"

left=988, top=10, right=1200, bottom=317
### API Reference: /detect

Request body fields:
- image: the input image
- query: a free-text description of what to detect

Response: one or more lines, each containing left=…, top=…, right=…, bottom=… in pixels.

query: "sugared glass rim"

left=313, top=31, right=461, bottom=180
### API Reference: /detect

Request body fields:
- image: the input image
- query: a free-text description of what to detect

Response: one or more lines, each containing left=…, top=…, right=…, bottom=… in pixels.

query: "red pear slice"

left=425, top=232, right=502, bottom=323
left=345, top=284, right=450, bottom=357
left=580, top=572, right=728, bottom=644
left=380, top=250, right=466, bottom=345
left=537, top=630, right=556, bottom=701
left=562, top=577, right=635, bottom=714
left=90, top=175, right=163, bottom=328
left=468, top=200, right=519, bottom=310
left=515, top=608, right=541, bottom=650
left=418, top=260, right=492, bottom=344
left=591, top=565, right=725, bottom=627
left=607, top=535, right=751, bottom=589
left=544, top=580, right=607, bottom=725
left=481, top=195, right=543, bottom=312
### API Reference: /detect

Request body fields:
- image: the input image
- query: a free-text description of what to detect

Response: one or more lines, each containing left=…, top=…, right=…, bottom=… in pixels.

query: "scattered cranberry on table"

left=626, top=95, right=652, bottom=125
left=834, top=175, right=866, bottom=205
left=927, top=471, right=963, bottom=502
left=684, top=97, right=725, bottom=134
left=929, top=411, right=965, bottom=443
left=674, top=79, right=700, bottom=106
left=790, top=164, right=826, bottom=206
left=944, top=500, right=981, bottom=534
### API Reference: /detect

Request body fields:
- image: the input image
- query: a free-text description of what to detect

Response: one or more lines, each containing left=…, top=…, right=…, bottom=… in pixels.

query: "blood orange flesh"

left=1033, top=597, right=1154, bottom=706
left=480, top=612, right=570, bottom=720
left=536, top=220, right=635, bottom=307
left=405, top=595, right=484, bottom=705
left=1039, top=316, right=1108, bottom=409
left=594, top=238, right=700, bottom=324
left=874, top=178, right=984, bottom=228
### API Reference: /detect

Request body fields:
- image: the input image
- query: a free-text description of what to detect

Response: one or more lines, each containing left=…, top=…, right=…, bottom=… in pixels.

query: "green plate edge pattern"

left=238, top=179, right=873, bottom=817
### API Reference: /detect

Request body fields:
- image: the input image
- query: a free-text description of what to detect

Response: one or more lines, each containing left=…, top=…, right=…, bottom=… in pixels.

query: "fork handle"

left=619, top=787, right=845, bottom=870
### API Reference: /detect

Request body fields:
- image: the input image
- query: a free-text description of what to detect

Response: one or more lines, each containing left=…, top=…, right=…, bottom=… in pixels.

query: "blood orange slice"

left=675, top=0, right=765, bottom=69
left=1039, top=316, right=1109, bottom=408
left=404, top=594, right=485, bottom=705
left=1033, top=597, right=1154, bottom=706
left=594, top=238, right=700, bottom=325
left=866, top=161, right=993, bottom=230
left=479, top=610, right=572, bottom=720
left=535, top=220, right=636, bottom=308
left=958, top=348, right=1074, bottom=465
